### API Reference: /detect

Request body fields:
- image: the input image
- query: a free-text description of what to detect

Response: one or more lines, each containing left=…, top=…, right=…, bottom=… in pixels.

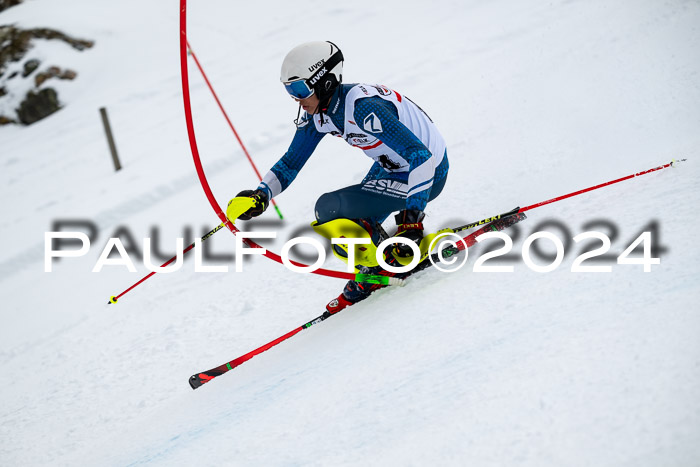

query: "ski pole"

left=454, top=159, right=686, bottom=234
left=108, top=200, right=401, bottom=304
left=518, top=159, right=685, bottom=213
left=187, top=41, right=284, bottom=220
left=107, top=220, right=399, bottom=304
left=108, top=223, right=225, bottom=304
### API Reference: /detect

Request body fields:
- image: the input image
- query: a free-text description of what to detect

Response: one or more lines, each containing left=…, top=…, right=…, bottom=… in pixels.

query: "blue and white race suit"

left=258, top=83, right=449, bottom=223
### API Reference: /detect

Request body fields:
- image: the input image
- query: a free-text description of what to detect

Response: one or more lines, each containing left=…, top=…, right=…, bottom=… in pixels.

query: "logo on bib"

left=378, top=155, right=402, bottom=170
left=373, top=85, right=392, bottom=96
left=363, top=112, right=383, bottom=133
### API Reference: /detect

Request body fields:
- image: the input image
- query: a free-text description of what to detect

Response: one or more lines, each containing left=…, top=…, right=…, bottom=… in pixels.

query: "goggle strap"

left=307, top=50, right=344, bottom=87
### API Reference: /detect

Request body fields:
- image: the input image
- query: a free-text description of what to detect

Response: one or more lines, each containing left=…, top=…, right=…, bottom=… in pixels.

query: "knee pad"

left=312, top=218, right=380, bottom=269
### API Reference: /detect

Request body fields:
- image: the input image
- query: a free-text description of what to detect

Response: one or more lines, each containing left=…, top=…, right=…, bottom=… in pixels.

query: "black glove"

left=233, top=189, right=269, bottom=220
left=392, top=209, right=425, bottom=258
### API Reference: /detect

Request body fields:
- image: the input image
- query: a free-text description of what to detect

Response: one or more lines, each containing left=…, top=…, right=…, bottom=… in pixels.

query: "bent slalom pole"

left=187, top=41, right=284, bottom=220
left=178, top=6, right=403, bottom=289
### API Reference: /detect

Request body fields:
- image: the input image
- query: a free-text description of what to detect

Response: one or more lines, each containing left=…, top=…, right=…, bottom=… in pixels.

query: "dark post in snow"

left=99, top=107, right=122, bottom=172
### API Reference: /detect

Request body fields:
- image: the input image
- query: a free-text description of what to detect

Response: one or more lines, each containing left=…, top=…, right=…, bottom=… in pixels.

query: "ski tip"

left=189, top=374, right=205, bottom=390
left=189, top=371, right=218, bottom=390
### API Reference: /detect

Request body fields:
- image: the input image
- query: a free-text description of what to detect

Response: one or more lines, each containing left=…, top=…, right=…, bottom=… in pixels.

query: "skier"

left=231, top=41, right=449, bottom=310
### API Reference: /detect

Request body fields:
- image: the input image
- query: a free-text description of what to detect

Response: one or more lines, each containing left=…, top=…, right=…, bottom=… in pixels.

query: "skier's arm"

left=257, top=114, right=325, bottom=199
left=353, top=97, right=434, bottom=211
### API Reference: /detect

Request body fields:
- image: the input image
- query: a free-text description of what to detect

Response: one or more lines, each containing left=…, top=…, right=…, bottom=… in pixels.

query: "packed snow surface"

left=1, top=0, right=699, bottom=465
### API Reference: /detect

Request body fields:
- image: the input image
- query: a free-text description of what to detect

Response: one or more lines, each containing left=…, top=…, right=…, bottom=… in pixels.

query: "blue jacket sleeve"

left=353, top=96, right=433, bottom=211
left=258, top=113, right=325, bottom=198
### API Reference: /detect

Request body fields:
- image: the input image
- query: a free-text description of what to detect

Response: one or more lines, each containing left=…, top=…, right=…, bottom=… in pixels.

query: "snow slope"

left=1, top=0, right=700, bottom=465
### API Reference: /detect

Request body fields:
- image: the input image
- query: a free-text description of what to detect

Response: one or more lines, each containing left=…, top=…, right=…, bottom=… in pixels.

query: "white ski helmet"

left=280, top=41, right=343, bottom=101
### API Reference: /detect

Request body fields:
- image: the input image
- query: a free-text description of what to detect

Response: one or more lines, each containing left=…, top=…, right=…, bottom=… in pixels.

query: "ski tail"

left=411, top=210, right=527, bottom=275
left=458, top=209, right=527, bottom=250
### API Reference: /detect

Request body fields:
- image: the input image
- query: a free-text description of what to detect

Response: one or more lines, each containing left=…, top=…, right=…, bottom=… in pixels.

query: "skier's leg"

left=318, top=155, right=448, bottom=305
left=314, top=183, right=404, bottom=224
left=314, top=170, right=447, bottom=225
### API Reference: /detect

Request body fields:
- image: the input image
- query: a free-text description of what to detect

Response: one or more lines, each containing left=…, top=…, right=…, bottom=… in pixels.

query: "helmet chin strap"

left=293, top=89, right=335, bottom=127
left=293, top=100, right=321, bottom=127
left=293, top=102, right=303, bottom=127
left=316, top=82, right=339, bottom=121
left=318, top=94, right=331, bottom=115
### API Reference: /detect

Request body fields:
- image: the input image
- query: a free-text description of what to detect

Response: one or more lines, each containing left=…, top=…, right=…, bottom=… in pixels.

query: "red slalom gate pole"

left=113, top=18, right=386, bottom=306
left=187, top=41, right=284, bottom=220
left=180, top=4, right=367, bottom=285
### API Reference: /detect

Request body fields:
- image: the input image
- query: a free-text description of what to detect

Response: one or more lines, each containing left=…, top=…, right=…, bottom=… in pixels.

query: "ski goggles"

left=283, top=79, right=314, bottom=100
